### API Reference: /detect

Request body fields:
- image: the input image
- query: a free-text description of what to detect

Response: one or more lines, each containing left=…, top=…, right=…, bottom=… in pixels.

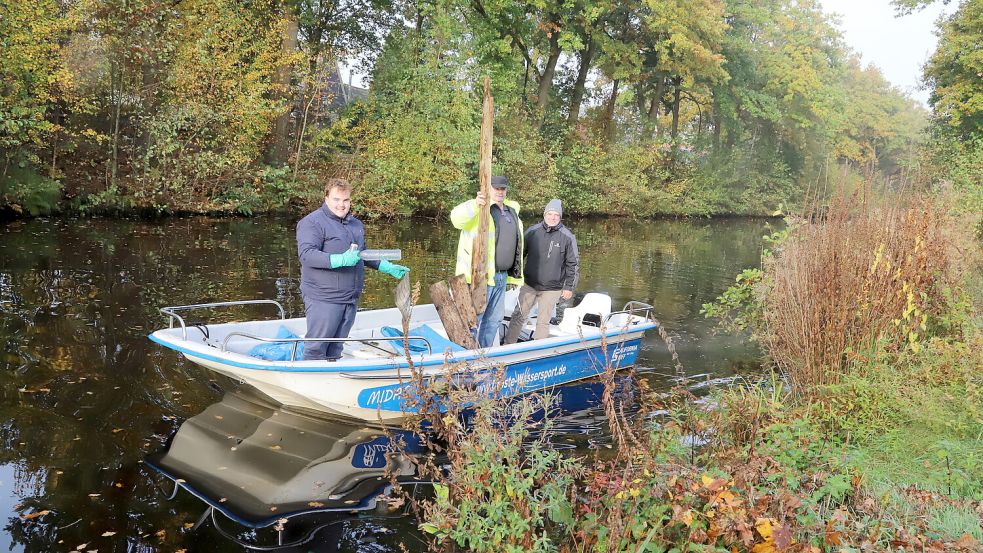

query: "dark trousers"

left=302, top=299, right=357, bottom=360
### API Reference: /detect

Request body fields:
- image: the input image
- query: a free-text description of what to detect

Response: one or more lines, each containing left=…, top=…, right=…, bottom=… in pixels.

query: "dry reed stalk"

left=761, top=188, right=954, bottom=394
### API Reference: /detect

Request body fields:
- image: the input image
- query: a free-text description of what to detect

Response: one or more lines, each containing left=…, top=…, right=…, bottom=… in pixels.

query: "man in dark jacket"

left=297, top=178, right=409, bottom=360
left=504, top=199, right=579, bottom=343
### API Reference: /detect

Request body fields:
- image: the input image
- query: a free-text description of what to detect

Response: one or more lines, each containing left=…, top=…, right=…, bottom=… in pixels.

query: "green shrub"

left=0, top=164, right=62, bottom=215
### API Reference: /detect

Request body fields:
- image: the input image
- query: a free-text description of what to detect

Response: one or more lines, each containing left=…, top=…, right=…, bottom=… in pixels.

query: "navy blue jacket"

left=297, top=205, right=381, bottom=304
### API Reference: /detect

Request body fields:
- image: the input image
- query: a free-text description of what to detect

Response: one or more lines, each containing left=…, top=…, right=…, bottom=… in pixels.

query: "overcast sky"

left=818, top=0, right=956, bottom=106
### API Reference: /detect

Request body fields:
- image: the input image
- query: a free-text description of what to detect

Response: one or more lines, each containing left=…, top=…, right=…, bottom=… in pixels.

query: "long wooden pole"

left=471, top=76, right=494, bottom=314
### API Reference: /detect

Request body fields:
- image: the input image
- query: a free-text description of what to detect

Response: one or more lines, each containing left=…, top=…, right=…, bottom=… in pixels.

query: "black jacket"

left=522, top=222, right=579, bottom=291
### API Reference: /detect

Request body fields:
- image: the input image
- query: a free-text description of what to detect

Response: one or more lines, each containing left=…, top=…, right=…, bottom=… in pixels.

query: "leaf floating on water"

left=72, top=544, right=87, bottom=551
left=270, top=444, right=282, bottom=450
left=270, top=506, right=278, bottom=512
left=101, top=532, right=116, bottom=537
left=111, top=429, right=123, bottom=434
left=155, top=529, right=166, bottom=538
left=183, top=522, right=194, bottom=529
left=20, top=510, right=50, bottom=520
left=308, top=501, right=325, bottom=507
left=88, top=494, right=100, bottom=498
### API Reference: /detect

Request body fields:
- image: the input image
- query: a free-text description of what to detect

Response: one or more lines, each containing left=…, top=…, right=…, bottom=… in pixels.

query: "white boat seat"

left=558, top=293, right=612, bottom=334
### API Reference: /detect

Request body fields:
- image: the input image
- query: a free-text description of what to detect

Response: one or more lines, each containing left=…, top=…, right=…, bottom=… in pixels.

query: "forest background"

left=0, top=0, right=980, bottom=220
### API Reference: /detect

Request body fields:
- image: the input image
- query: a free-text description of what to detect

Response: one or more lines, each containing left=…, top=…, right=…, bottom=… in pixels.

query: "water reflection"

left=0, top=215, right=772, bottom=551
left=145, top=388, right=427, bottom=550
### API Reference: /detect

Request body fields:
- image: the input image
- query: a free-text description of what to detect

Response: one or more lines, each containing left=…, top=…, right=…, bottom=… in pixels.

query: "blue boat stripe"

left=148, top=322, right=657, bottom=374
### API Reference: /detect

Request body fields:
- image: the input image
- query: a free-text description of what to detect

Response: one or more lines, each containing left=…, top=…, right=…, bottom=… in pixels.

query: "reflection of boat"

left=149, top=293, right=657, bottom=421
left=145, top=389, right=425, bottom=534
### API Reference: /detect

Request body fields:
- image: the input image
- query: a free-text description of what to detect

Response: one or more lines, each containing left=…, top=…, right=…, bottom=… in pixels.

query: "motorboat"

left=148, top=292, right=656, bottom=422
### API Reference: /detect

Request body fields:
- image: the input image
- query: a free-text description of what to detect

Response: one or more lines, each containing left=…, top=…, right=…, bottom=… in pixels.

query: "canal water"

left=0, top=215, right=772, bottom=552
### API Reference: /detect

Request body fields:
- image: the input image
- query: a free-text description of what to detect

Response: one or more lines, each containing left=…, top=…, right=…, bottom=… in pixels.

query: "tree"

left=922, top=0, right=983, bottom=139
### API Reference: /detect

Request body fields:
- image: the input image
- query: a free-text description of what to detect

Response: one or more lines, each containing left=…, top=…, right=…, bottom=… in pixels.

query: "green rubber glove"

left=379, top=259, right=410, bottom=279
left=329, top=248, right=361, bottom=268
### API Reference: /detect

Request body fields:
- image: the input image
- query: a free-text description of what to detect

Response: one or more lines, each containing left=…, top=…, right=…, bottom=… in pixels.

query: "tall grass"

left=761, top=190, right=957, bottom=392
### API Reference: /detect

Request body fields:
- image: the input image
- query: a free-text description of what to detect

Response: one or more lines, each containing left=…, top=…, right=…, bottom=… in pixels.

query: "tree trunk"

left=535, top=29, right=561, bottom=113
left=567, top=39, right=595, bottom=125
left=670, top=77, right=682, bottom=140
left=649, top=74, right=665, bottom=138
left=109, top=58, right=121, bottom=188
left=270, top=11, right=299, bottom=165
left=605, top=79, right=620, bottom=141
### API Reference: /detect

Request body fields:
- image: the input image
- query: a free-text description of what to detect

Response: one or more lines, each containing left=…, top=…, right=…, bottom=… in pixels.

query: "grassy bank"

left=406, top=189, right=982, bottom=552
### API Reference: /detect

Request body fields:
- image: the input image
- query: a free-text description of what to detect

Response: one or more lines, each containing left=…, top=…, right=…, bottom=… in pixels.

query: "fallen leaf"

left=755, top=517, right=775, bottom=539
left=20, top=510, right=50, bottom=520
left=955, top=534, right=980, bottom=550
left=183, top=523, right=194, bottom=529
left=88, top=494, right=100, bottom=498
left=308, top=501, right=325, bottom=507
left=101, top=532, right=116, bottom=537
left=111, top=429, right=123, bottom=434
left=155, top=529, right=166, bottom=538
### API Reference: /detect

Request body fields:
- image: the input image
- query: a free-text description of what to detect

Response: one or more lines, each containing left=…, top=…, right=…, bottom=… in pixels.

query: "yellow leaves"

left=870, top=243, right=885, bottom=274
left=680, top=509, right=695, bottom=527
left=756, top=517, right=775, bottom=539
left=20, top=510, right=50, bottom=520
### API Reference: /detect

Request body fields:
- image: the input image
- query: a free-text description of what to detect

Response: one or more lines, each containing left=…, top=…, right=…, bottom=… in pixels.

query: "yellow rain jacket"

left=450, top=199, right=524, bottom=286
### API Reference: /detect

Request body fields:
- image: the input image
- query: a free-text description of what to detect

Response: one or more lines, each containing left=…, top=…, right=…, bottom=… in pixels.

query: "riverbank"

left=411, top=191, right=983, bottom=552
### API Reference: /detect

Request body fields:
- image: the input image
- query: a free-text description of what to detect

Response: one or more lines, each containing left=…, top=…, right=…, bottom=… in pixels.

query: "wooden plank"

left=470, top=76, right=494, bottom=315
left=448, top=274, right=478, bottom=330
left=429, top=280, right=479, bottom=350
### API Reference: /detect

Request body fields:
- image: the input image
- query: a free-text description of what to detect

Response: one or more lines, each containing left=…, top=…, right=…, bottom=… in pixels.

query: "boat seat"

left=557, top=293, right=612, bottom=334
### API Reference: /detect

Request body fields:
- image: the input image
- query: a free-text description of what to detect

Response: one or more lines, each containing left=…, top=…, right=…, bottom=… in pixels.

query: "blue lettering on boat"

left=356, top=339, right=642, bottom=412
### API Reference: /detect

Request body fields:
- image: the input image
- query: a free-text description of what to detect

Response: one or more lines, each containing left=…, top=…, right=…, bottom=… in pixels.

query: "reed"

left=761, top=187, right=956, bottom=393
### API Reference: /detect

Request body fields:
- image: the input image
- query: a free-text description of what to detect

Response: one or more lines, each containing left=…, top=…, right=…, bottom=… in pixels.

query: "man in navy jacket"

left=296, top=179, right=409, bottom=360
left=503, top=199, right=579, bottom=343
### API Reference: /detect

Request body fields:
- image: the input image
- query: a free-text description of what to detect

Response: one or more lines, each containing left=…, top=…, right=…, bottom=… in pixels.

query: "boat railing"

left=221, top=332, right=434, bottom=361
left=160, top=300, right=287, bottom=340
left=602, top=301, right=655, bottom=328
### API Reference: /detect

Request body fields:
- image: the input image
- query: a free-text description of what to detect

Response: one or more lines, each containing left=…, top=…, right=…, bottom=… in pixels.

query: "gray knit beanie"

left=544, top=199, right=562, bottom=217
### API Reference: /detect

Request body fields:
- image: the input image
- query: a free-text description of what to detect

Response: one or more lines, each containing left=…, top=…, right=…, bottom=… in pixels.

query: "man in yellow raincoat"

left=450, top=175, right=523, bottom=348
